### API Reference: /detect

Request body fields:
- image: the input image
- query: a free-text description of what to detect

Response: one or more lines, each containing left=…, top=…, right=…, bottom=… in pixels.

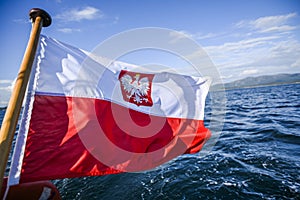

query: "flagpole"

left=0, top=8, right=51, bottom=191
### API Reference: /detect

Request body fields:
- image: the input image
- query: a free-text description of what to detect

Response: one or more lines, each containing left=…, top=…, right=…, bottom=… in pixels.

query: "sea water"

left=1, top=84, right=299, bottom=199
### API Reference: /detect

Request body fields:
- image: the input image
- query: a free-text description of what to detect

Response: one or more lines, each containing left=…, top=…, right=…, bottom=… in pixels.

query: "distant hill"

left=211, top=73, right=300, bottom=91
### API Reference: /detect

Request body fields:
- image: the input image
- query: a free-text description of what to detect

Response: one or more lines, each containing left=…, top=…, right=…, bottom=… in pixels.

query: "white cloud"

left=259, top=25, right=296, bottom=33
left=13, top=19, right=30, bottom=24
left=0, top=80, right=14, bottom=84
left=0, top=87, right=11, bottom=91
left=0, top=80, right=14, bottom=107
left=169, top=30, right=220, bottom=44
left=291, top=59, right=300, bottom=68
left=206, top=36, right=279, bottom=53
left=113, top=16, right=119, bottom=24
left=202, top=34, right=300, bottom=82
left=57, top=28, right=81, bottom=33
left=192, top=13, right=300, bottom=82
left=0, top=101, right=9, bottom=106
left=55, top=6, right=103, bottom=22
left=236, top=13, right=297, bottom=33
left=169, top=30, right=193, bottom=44
left=241, top=69, right=258, bottom=75
left=194, top=32, right=219, bottom=40
left=252, top=13, right=296, bottom=29
left=166, top=13, right=300, bottom=83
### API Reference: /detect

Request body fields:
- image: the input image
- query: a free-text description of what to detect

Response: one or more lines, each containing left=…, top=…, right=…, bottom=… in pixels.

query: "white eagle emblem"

left=120, top=72, right=153, bottom=106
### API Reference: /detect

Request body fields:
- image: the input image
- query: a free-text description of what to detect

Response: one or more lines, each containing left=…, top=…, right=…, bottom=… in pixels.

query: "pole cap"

left=29, top=8, right=52, bottom=27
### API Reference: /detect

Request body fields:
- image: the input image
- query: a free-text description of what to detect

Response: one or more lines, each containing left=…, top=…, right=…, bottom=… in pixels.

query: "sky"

left=0, top=0, right=299, bottom=106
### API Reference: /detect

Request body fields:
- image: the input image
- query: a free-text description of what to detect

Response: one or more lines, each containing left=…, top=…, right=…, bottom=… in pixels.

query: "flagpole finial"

left=29, top=8, right=52, bottom=27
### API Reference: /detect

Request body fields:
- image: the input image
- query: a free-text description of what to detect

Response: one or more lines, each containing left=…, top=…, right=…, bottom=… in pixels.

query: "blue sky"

left=0, top=0, right=299, bottom=106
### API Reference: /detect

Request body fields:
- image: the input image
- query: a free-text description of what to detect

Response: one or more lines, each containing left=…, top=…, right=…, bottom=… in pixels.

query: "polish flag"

left=8, top=35, right=211, bottom=185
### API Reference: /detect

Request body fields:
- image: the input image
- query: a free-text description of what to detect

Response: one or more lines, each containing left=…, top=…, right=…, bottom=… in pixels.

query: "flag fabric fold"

left=8, top=35, right=211, bottom=185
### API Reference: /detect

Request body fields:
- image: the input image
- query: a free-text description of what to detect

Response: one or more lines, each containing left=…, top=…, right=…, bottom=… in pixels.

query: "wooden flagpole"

left=0, top=8, right=51, bottom=191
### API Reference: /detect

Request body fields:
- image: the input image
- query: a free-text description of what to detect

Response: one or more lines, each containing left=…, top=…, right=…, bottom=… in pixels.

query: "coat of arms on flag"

left=119, top=70, right=154, bottom=107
